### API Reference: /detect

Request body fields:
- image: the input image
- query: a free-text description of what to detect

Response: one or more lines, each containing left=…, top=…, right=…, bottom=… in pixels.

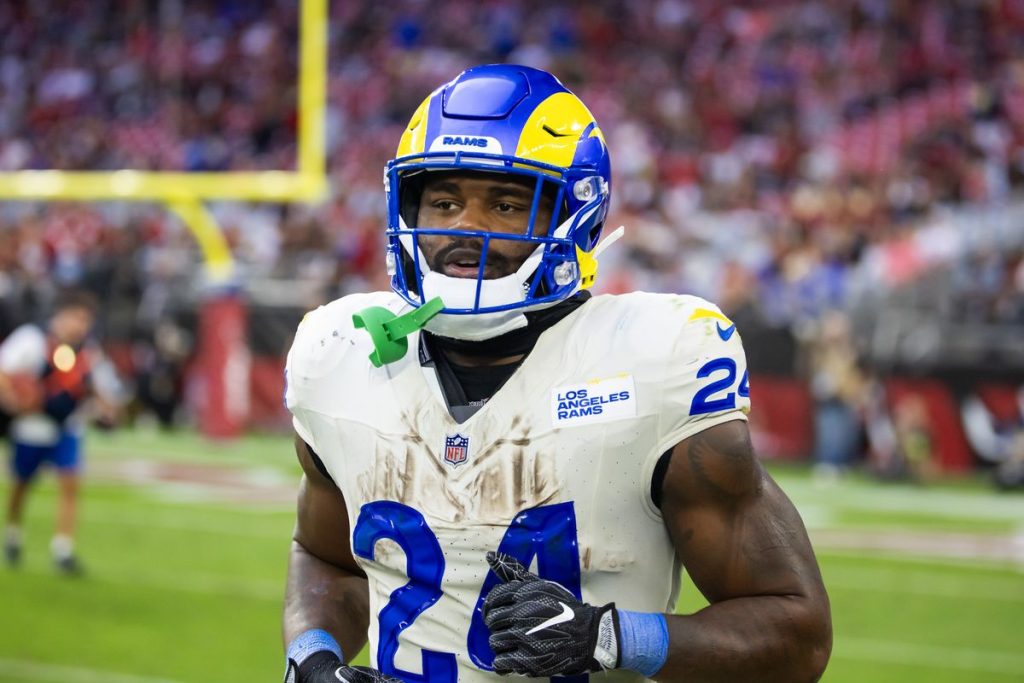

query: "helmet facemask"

left=385, top=152, right=608, bottom=340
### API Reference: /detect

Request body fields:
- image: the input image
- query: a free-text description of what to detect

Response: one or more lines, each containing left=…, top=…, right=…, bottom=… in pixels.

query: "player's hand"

left=482, top=551, right=620, bottom=676
left=284, top=651, right=402, bottom=683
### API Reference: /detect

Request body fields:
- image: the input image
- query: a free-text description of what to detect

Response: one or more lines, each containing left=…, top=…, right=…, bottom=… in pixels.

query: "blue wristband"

left=617, top=610, right=669, bottom=677
left=286, top=629, right=343, bottom=666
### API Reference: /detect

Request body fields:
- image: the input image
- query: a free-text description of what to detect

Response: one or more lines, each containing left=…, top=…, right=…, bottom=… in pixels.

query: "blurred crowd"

left=1, top=0, right=1024, bottom=472
left=1, top=1, right=1023, bottom=322
left=0, top=0, right=298, bottom=172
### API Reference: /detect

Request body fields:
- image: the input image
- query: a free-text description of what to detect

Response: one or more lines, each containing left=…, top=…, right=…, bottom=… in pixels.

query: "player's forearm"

left=657, top=594, right=831, bottom=682
left=283, top=540, right=370, bottom=659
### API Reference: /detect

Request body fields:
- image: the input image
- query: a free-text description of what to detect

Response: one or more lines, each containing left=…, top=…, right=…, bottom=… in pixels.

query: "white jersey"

left=0, top=324, right=51, bottom=375
left=0, top=324, right=61, bottom=445
left=286, top=291, right=751, bottom=683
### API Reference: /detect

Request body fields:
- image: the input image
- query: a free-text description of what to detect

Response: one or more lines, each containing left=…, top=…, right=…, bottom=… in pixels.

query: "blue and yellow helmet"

left=384, top=64, right=612, bottom=327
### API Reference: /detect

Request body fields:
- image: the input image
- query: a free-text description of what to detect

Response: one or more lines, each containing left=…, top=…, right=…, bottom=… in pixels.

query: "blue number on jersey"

left=738, top=369, right=750, bottom=398
left=467, top=502, right=583, bottom=680
left=352, top=501, right=458, bottom=683
left=353, top=501, right=586, bottom=683
left=690, top=357, right=738, bottom=415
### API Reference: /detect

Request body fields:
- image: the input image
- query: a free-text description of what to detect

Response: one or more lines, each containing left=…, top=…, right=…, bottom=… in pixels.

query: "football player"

left=283, top=65, right=831, bottom=683
left=1, top=290, right=119, bottom=575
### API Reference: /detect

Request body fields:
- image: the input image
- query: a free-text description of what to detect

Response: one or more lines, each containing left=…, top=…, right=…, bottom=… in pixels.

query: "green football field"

left=1, top=428, right=1022, bottom=682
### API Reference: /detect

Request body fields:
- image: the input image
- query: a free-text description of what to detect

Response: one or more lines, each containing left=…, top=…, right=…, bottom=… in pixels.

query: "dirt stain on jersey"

left=470, top=440, right=559, bottom=521
left=365, top=537, right=403, bottom=572
left=357, top=415, right=560, bottom=525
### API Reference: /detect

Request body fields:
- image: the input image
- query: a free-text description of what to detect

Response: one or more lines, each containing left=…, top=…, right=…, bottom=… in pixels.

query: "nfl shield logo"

left=444, top=434, right=470, bottom=467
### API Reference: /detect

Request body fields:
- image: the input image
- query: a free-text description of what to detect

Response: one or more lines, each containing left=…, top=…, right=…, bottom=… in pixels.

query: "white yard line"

left=781, top=478, right=1024, bottom=522
left=837, top=637, right=1024, bottom=677
left=811, top=528, right=1024, bottom=565
left=823, top=565, right=1024, bottom=602
left=86, top=442, right=292, bottom=475
left=0, top=659, right=185, bottom=683
left=820, top=547, right=1024, bottom=574
left=82, top=508, right=287, bottom=539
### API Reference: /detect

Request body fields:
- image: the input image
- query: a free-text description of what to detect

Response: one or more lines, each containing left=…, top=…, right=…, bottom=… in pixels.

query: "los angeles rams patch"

left=551, top=374, right=636, bottom=427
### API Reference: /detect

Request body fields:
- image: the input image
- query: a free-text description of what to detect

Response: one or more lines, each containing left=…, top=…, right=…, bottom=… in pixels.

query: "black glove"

left=284, top=650, right=339, bottom=683
left=332, top=666, right=404, bottom=683
left=284, top=651, right=403, bottom=683
left=482, top=551, right=621, bottom=677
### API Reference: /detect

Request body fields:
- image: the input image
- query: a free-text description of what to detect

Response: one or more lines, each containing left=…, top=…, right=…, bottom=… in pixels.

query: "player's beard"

left=429, top=237, right=517, bottom=280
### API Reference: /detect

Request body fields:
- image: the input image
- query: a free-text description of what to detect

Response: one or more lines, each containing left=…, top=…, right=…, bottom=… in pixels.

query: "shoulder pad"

left=285, top=292, right=408, bottom=403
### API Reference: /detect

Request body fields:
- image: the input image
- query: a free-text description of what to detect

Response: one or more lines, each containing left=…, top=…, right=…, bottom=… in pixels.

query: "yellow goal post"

left=0, top=0, right=329, bottom=282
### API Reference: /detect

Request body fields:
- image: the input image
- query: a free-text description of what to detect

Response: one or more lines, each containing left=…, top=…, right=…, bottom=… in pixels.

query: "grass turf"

left=1, top=428, right=1022, bottom=682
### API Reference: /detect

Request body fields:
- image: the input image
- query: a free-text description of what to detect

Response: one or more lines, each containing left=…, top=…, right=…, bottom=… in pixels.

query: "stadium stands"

left=1, top=0, right=1022, bottom=467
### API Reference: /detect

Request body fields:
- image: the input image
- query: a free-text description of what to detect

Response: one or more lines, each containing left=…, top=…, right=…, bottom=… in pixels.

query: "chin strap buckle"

left=353, top=297, right=445, bottom=368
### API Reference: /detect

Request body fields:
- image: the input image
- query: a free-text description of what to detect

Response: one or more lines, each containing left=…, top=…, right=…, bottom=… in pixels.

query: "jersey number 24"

left=353, top=500, right=587, bottom=683
left=690, top=357, right=749, bottom=415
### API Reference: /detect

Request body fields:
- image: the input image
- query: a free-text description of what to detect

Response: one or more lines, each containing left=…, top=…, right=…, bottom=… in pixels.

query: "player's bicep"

left=293, top=434, right=364, bottom=577
left=660, top=420, right=825, bottom=604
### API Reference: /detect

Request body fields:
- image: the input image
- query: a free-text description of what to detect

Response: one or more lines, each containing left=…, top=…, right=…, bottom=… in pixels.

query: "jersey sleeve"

left=656, top=299, right=751, bottom=450
left=284, top=292, right=408, bottom=458
left=284, top=307, right=324, bottom=450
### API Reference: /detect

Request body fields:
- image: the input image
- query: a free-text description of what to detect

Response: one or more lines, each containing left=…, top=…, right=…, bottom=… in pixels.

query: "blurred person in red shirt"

left=0, top=290, right=120, bottom=575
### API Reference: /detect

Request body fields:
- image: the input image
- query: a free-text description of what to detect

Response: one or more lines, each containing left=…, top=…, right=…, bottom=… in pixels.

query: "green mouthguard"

left=352, top=297, right=445, bottom=367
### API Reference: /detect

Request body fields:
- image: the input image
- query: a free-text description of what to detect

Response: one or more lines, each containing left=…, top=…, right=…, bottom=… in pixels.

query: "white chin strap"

left=420, top=245, right=548, bottom=341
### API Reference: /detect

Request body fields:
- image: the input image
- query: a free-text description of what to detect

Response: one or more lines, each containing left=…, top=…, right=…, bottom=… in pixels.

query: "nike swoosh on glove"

left=332, top=666, right=404, bottom=683
left=481, top=550, right=621, bottom=677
